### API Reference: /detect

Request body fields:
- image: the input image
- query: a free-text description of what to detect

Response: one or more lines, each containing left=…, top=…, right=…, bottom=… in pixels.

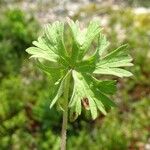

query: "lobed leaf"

left=70, top=70, right=115, bottom=119
left=94, top=44, right=133, bottom=77
left=68, top=18, right=101, bottom=62
left=26, top=19, right=133, bottom=121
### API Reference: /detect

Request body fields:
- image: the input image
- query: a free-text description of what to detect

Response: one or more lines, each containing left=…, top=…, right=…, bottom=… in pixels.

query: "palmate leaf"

left=26, top=19, right=133, bottom=120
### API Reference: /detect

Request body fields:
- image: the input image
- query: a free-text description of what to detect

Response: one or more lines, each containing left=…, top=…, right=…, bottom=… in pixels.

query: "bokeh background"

left=0, top=0, right=150, bottom=149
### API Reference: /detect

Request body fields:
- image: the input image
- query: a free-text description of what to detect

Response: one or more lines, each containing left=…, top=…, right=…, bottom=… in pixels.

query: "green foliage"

left=0, top=4, right=149, bottom=150
left=26, top=19, right=133, bottom=120
left=0, top=8, right=39, bottom=77
left=126, top=0, right=150, bottom=7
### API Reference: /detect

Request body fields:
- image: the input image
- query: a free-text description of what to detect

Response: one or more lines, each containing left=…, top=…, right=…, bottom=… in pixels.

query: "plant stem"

left=61, top=107, right=68, bottom=150
left=61, top=71, right=71, bottom=150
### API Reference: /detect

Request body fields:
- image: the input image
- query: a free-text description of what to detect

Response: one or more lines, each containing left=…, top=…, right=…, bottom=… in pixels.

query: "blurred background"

left=0, top=0, right=150, bottom=149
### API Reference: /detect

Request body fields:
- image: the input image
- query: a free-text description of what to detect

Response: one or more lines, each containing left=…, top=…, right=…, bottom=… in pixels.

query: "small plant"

left=26, top=18, right=133, bottom=150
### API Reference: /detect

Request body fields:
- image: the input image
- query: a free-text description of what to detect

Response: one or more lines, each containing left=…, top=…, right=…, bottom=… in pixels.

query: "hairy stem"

left=61, top=71, right=71, bottom=150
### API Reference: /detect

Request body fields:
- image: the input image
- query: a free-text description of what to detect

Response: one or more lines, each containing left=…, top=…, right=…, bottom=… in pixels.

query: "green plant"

left=26, top=18, right=133, bottom=150
left=0, top=8, right=39, bottom=77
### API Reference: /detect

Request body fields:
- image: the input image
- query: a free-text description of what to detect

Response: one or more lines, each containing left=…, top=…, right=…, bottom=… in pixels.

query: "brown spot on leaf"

left=82, top=97, right=89, bottom=110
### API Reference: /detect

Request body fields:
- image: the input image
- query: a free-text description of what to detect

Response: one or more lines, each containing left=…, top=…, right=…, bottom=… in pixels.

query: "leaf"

left=44, top=22, right=67, bottom=57
left=95, top=89, right=116, bottom=108
left=26, top=46, right=58, bottom=62
left=74, top=34, right=109, bottom=73
left=70, top=70, right=97, bottom=119
left=36, top=60, right=67, bottom=85
left=98, top=34, right=110, bottom=56
left=94, top=68, right=133, bottom=78
left=79, top=20, right=101, bottom=58
left=88, top=97, right=98, bottom=119
left=75, top=98, right=82, bottom=116
left=50, top=71, right=70, bottom=108
left=26, top=19, right=133, bottom=121
left=69, top=106, right=78, bottom=122
left=26, top=21, right=70, bottom=68
left=70, top=70, right=107, bottom=119
left=75, top=59, right=96, bottom=73
left=94, top=44, right=133, bottom=77
left=49, top=77, right=64, bottom=109
left=83, top=74, right=116, bottom=108
left=94, top=99, right=107, bottom=115
left=57, top=97, right=66, bottom=111
left=94, top=79, right=117, bottom=94
left=68, top=18, right=101, bottom=61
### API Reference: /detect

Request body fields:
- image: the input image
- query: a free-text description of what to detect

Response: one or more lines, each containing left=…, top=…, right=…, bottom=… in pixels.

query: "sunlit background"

left=0, top=0, right=150, bottom=149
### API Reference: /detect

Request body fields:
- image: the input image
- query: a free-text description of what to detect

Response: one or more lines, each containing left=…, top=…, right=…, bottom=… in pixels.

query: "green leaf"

left=95, top=90, right=117, bottom=108
left=26, top=46, right=58, bottom=62
left=88, top=97, right=98, bottom=119
left=83, top=74, right=116, bottom=108
left=57, top=97, right=66, bottom=111
left=94, top=79, right=117, bottom=94
left=98, top=34, right=110, bottom=56
left=36, top=60, right=67, bottom=84
left=49, top=77, right=64, bottom=109
left=94, top=68, right=133, bottom=78
left=70, top=70, right=107, bottom=119
left=44, top=22, right=67, bottom=57
left=75, top=99, right=82, bottom=116
left=69, top=106, right=78, bottom=122
left=94, top=44, right=133, bottom=77
left=68, top=18, right=101, bottom=61
left=74, top=34, right=109, bottom=73
left=94, top=99, right=107, bottom=115
left=50, top=71, right=70, bottom=108
left=98, top=44, right=133, bottom=67
left=26, top=21, right=70, bottom=69
left=26, top=19, right=133, bottom=121
left=75, top=59, right=96, bottom=73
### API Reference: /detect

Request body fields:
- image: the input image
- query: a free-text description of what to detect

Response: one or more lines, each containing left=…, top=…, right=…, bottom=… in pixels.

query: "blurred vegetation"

left=0, top=1, right=150, bottom=150
left=0, top=9, right=38, bottom=77
left=126, top=0, right=150, bottom=7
